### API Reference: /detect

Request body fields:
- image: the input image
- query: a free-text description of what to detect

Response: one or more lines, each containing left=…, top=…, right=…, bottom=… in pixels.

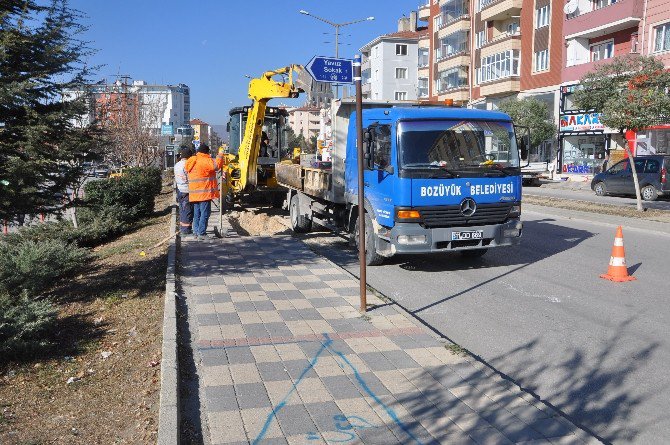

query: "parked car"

left=591, top=155, right=669, bottom=201
left=93, top=164, right=110, bottom=178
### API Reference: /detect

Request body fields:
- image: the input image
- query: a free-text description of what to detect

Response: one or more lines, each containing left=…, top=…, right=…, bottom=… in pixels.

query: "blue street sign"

left=161, top=124, right=174, bottom=136
left=305, top=56, right=354, bottom=84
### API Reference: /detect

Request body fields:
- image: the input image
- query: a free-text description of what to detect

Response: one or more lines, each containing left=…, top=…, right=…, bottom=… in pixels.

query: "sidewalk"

left=178, top=220, right=596, bottom=445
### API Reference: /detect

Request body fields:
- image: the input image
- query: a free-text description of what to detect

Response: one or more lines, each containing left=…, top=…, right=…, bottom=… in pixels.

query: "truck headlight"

left=397, top=235, right=427, bottom=245
left=508, top=204, right=521, bottom=218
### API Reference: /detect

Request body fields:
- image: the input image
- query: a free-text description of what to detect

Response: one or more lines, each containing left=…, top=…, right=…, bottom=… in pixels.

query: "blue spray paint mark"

left=327, top=338, right=424, bottom=445
left=253, top=333, right=423, bottom=445
left=252, top=336, right=333, bottom=445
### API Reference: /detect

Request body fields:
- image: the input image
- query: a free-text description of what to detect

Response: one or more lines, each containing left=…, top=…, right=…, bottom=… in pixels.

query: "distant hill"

left=211, top=124, right=228, bottom=143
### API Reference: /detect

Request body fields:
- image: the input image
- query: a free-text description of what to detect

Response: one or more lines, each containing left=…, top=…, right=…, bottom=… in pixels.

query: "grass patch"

left=95, top=239, right=146, bottom=259
left=523, top=195, right=670, bottom=223
left=445, top=343, right=469, bottom=357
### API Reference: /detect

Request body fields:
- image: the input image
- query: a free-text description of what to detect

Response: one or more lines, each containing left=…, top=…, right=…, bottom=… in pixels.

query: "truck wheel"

left=641, top=185, right=658, bottom=201
left=460, top=249, right=488, bottom=259
left=290, top=194, right=312, bottom=233
left=594, top=182, right=607, bottom=196
left=354, top=212, right=385, bottom=266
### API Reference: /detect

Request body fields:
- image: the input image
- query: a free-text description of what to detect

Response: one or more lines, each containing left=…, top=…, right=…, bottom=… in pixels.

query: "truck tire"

left=460, top=249, right=488, bottom=259
left=290, top=194, right=312, bottom=233
left=354, top=212, right=385, bottom=266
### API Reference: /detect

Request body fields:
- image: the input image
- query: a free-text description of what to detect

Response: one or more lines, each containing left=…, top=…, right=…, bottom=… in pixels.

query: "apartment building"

left=360, top=13, right=428, bottom=101
left=190, top=118, right=210, bottom=146
left=288, top=106, right=321, bottom=140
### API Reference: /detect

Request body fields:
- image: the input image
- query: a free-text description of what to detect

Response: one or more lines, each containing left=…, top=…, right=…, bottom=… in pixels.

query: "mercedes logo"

left=460, top=198, right=477, bottom=217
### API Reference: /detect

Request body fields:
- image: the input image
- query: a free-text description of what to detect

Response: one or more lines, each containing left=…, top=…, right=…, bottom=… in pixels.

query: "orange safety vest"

left=185, top=152, right=225, bottom=202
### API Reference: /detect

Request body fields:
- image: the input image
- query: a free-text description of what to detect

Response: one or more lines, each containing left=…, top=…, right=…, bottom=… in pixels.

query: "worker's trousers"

left=192, top=200, right=212, bottom=236
left=176, top=190, right=193, bottom=234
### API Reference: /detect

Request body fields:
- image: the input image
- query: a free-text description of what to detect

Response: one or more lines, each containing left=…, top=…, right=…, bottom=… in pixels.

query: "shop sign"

left=562, top=164, right=594, bottom=174
left=560, top=113, right=604, bottom=132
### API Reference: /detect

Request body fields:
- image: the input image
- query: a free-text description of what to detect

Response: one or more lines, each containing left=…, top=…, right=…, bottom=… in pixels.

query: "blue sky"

left=69, top=0, right=420, bottom=125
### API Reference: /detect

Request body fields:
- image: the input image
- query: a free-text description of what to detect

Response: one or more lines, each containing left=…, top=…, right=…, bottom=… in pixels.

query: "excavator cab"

left=225, top=106, right=289, bottom=203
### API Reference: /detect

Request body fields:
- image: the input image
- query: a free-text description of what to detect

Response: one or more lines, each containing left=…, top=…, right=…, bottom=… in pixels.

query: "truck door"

left=364, top=123, right=395, bottom=226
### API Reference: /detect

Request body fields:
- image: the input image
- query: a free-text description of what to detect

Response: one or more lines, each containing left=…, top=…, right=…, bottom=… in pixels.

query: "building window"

left=434, top=14, right=443, bottom=29
left=418, top=48, right=429, bottom=67
left=437, top=66, right=468, bottom=92
left=476, top=50, right=520, bottom=84
left=439, top=30, right=468, bottom=59
left=418, top=77, right=429, bottom=98
left=396, top=44, right=408, bottom=56
left=475, top=30, right=486, bottom=49
left=590, top=40, right=613, bottom=61
left=395, top=67, right=408, bottom=79
left=395, top=91, right=408, bottom=100
left=534, top=49, right=549, bottom=72
left=594, top=0, right=618, bottom=10
left=654, top=23, right=670, bottom=53
left=536, top=4, right=549, bottom=29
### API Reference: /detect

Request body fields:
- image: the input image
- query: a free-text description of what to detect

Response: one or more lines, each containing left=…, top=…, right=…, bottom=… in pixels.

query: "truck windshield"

left=398, top=120, right=520, bottom=174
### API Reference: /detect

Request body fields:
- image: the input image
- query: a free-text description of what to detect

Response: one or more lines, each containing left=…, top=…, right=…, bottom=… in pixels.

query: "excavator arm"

left=236, top=65, right=303, bottom=191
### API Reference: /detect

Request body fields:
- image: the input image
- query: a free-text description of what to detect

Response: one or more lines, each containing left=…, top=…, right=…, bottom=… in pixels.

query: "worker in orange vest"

left=185, top=143, right=226, bottom=239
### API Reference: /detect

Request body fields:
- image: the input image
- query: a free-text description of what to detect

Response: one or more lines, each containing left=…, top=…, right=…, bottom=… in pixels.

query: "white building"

left=287, top=106, right=321, bottom=140
left=65, top=79, right=190, bottom=131
left=360, top=15, right=427, bottom=101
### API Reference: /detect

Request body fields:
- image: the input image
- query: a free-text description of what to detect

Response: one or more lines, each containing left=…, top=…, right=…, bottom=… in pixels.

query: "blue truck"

left=275, top=100, right=525, bottom=265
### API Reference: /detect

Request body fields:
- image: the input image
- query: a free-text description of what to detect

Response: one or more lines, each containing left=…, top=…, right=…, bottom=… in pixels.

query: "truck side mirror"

left=514, top=125, right=531, bottom=166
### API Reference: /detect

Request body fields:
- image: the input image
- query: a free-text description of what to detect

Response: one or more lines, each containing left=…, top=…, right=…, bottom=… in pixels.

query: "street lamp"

left=299, top=10, right=374, bottom=58
left=299, top=10, right=374, bottom=98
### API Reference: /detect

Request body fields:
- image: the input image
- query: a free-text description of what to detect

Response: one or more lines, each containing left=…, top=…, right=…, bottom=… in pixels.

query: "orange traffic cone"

left=600, top=226, right=636, bottom=282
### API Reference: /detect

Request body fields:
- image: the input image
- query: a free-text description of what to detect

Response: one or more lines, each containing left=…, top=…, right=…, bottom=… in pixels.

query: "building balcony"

left=438, top=88, right=470, bottom=102
left=562, top=58, right=621, bottom=83
left=362, top=59, right=370, bottom=71
left=479, top=78, right=520, bottom=96
left=419, top=35, right=430, bottom=49
left=564, top=0, right=643, bottom=39
left=418, top=65, right=430, bottom=74
left=480, top=0, right=522, bottom=22
left=437, top=55, right=470, bottom=71
left=480, top=33, right=521, bottom=58
left=437, top=16, right=470, bottom=39
left=419, top=2, right=431, bottom=21
left=362, top=82, right=371, bottom=94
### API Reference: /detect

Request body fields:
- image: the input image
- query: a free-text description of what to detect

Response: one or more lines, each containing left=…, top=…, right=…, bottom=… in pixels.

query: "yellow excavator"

left=224, top=65, right=303, bottom=206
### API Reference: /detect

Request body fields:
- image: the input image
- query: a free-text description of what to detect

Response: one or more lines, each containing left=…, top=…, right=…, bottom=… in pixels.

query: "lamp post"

left=299, top=10, right=374, bottom=98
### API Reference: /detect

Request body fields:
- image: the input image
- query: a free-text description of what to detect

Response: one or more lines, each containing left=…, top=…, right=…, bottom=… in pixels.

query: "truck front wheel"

left=290, top=194, right=312, bottom=233
left=354, top=212, right=385, bottom=266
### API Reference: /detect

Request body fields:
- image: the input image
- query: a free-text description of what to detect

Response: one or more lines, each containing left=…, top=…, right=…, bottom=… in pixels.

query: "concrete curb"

left=157, top=201, right=179, bottom=445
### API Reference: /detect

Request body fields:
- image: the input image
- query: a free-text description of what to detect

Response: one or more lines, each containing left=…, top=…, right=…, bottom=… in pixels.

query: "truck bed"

left=275, top=163, right=332, bottom=201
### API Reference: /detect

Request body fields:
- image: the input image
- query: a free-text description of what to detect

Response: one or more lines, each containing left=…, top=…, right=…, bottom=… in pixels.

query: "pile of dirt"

left=0, top=187, right=173, bottom=445
left=523, top=195, right=670, bottom=223
left=228, top=208, right=291, bottom=236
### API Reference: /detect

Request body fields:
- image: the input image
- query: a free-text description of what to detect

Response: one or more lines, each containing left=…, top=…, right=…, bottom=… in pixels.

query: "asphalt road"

left=524, top=186, right=670, bottom=211
left=302, top=209, right=670, bottom=444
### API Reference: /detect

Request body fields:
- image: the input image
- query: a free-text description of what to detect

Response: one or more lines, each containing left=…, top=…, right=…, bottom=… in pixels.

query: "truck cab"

left=275, top=103, right=525, bottom=265
left=345, top=107, right=523, bottom=263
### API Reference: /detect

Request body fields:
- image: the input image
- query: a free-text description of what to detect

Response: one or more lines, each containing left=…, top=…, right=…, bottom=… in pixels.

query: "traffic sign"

left=305, top=56, right=353, bottom=84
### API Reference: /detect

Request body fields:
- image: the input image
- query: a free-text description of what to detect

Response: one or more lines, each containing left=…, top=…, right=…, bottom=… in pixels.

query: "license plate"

left=452, top=230, right=483, bottom=241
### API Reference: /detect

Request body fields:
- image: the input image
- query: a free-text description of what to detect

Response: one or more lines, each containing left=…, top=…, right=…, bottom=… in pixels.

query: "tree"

left=285, top=126, right=308, bottom=154
left=574, top=54, right=670, bottom=210
left=498, top=97, right=557, bottom=153
left=0, top=0, right=103, bottom=223
left=97, top=86, right=164, bottom=167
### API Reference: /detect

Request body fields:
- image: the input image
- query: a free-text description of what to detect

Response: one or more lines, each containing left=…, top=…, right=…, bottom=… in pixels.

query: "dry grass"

left=523, top=195, right=670, bottom=223
left=0, top=187, right=173, bottom=445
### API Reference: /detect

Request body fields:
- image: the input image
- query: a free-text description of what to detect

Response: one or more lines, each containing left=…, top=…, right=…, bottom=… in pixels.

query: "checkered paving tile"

left=178, top=219, right=592, bottom=444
